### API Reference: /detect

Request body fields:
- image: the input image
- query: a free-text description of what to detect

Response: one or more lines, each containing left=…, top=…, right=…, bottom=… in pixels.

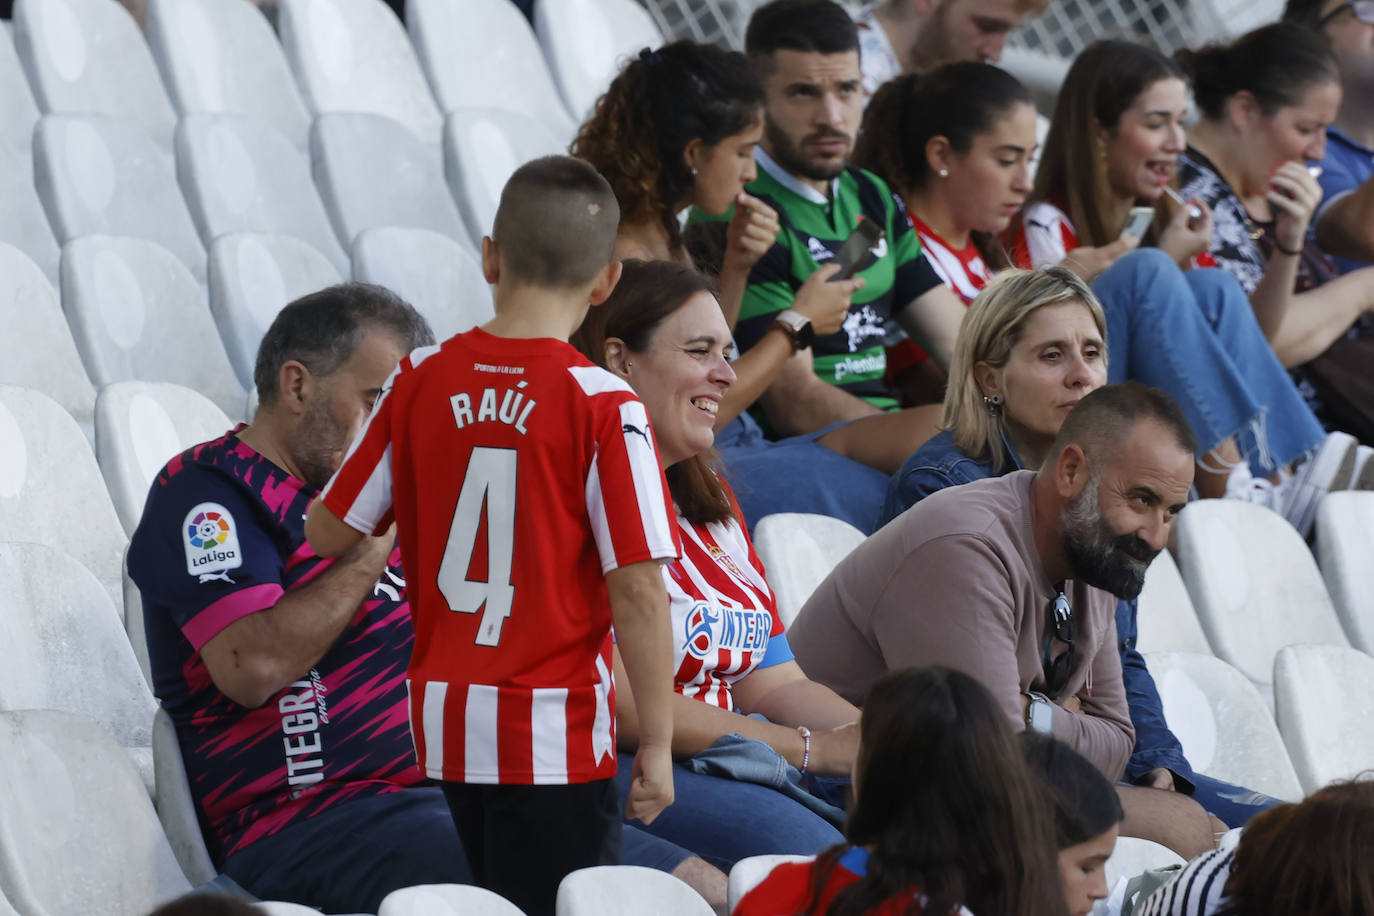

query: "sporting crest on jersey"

left=183, top=502, right=243, bottom=583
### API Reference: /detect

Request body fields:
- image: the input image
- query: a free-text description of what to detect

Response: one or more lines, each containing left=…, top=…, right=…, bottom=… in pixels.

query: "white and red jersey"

left=910, top=213, right=993, bottom=304
left=665, top=484, right=790, bottom=710
left=321, top=328, right=679, bottom=786
left=1009, top=200, right=1079, bottom=270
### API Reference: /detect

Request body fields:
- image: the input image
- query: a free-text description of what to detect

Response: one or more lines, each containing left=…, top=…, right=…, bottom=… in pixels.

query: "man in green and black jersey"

left=689, top=0, right=966, bottom=441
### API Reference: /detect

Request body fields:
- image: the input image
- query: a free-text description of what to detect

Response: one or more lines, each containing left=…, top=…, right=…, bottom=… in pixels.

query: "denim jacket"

left=877, top=428, right=1195, bottom=788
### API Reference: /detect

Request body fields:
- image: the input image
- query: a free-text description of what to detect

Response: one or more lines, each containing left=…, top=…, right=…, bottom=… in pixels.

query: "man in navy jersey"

left=128, top=284, right=461, bottom=913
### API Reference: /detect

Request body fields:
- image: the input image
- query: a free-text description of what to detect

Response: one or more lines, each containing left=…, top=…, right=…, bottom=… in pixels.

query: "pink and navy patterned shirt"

left=128, top=426, right=423, bottom=863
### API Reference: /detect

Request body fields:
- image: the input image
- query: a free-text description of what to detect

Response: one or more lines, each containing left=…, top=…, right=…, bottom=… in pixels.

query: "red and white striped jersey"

left=321, top=328, right=679, bottom=785
left=665, top=484, right=788, bottom=709
left=1009, top=200, right=1080, bottom=270
left=910, top=213, right=993, bottom=305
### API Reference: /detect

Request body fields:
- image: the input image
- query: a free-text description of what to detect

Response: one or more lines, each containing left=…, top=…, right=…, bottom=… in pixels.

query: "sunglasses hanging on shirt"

left=1041, top=591, right=1076, bottom=698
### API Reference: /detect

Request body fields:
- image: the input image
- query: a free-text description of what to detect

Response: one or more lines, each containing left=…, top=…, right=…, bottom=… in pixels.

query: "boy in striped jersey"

left=306, top=157, right=679, bottom=916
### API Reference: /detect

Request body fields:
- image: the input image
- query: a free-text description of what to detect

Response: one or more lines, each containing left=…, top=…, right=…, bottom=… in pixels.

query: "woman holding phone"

left=854, top=63, right=1352, bottom=536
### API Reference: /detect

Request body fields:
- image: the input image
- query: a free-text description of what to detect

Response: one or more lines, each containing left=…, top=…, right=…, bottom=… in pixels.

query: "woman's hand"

left=723, top=191, right=781, bottom=275
left=1157, top=198, right=1213, bottom=267
left=792, top=263, right=864, bottom=337
left=1267, top=161, right=1322, bottom=255
left=1061, top=235, right=1140, bottom=281
left=805, top=721, right=861, bottom=777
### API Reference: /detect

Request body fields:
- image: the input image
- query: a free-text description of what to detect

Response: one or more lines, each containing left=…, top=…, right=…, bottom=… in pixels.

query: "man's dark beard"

left=289, top=396, right=347, bottom=491
left=763, top=117, right=849, bottom=183
left=1059, top=475, right=1159, bottom=600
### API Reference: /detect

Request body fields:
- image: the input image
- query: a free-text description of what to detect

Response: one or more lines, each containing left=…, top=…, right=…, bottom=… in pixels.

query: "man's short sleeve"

left=585, top=395, right=680, bottom=573
left=321, top=385, right=396, bottom=535
left=128, top=469, right=289, bottom=651
left=1316, top=135, right=1362, bottom=223
left=886, top=192, right=943, bottom=306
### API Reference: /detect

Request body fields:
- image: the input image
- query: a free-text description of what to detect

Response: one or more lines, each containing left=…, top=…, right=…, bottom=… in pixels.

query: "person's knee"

left=1117, top=784, right=1217, bottom=859
left=671, top=856, right=728, bottom=916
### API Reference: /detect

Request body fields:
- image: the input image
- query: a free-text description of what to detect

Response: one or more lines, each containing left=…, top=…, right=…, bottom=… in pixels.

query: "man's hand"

left=1062, top=235, right=1140, bottom=281
left=1140, top=767, right=1176, bottom=791
left=792, top=263, right=864, bottom=336
left=624, top=740, right=675, bottom=825
left=723, top=191, right=781, bottom=274
left=806, top=721, right=861, bottom=776
left=1060, top=694, right=1082, bottom=715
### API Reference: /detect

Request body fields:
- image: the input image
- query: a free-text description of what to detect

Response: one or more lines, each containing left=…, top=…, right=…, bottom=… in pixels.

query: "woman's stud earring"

left=983, top=394, right=1003, bottom=415
left=938, top=169, right=949, bottom=178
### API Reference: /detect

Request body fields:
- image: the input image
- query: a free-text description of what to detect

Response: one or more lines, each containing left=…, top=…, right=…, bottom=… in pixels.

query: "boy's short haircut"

left=745, top=0, right=861, bottom=72
left=492, top=156, right=621, bottom=290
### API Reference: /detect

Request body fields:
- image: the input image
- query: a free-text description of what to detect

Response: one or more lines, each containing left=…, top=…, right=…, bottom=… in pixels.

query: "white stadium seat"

left=0, top=26, right=60, bottom=283
left=556, top=866, right=714, bottom=916
left=1134, top=550, right=1211, bottom=654
left=1146, top=651, right=1303, bottom=801
left=146, top=0, right=313, bottom=152
left=35, top=115, right=208, bottom=283
left=0, top=542, right=156, bottom=791
left=12, top=0, right=178, bottom=148
left=407, top=0, right=577, bottom=142
left=176, top=113, right=350, bottom=277
left=60, top=236, right=245, bottom=419
left=1174, top=500, right=1349, bottom=699
left=95, top=381, right=233, bottom=537
left=0, top=709, right=190, bottom=915
left=534, top=0, right=664, bottom=121
left=151, top=708, right=218, bottom=887
left=209, top=232, right=345, bottom=390
left=727, top=855, right=814, bottom=914
left=352, top=227, right=493, bottom=342
left=0, top=384, right=127, bottom=612
left=124, top=545, right=153, bottom=688
left=0, top=241, right=96, bottom=441
left=279, top=0, right=444, bottom=145
left=752, top=513, right=866, bottom=628
left=443, top=108, right=565, bottom=246
left=1274, top=644, right=1374, bottom=793
left=312, top=112, right=471, bottom=250
left=1314, top=491, right=1374, bottom=654
left=379, top=883, right=528, bottom=915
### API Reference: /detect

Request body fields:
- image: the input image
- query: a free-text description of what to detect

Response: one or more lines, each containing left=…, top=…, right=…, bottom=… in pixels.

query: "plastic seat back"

left=556, top=865, right=715, bottom=916
left=534, top=0, right=663, bottom=120
left=0, top=709, right=189, bottom=915
left=352, top=226, right=493, bottom=342
left=61, top=236, right=245, bottom=418
left=1314, top=491, right=1374, bottom=654
left=752, top=513, right=866, bottom=628
left=1146, top=650, right=1303, bottom=800
left=279, top=0, right=443, bottom=145
left=0, top=26, right=60, bottom=282
left=1134, top=550, right=1212, bottom=654
left=380, top=883, right=528, bottom=915
left=1274, top=643, right=1374, bottom=793
left=443, top=108, right=565, bottom=245
left=147, top=0, right=312, bottom=152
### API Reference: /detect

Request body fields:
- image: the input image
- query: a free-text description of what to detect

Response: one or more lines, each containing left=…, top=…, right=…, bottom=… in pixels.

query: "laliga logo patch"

left=183, top=502, right=243, bottom=583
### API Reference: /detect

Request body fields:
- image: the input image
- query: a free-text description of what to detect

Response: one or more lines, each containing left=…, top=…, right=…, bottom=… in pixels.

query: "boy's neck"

left=484, top=287, right=591, bottom=342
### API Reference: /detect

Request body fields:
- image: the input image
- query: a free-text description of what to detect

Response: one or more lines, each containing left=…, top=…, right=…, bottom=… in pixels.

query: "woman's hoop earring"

left=983, top=394, right=1003, bottom=415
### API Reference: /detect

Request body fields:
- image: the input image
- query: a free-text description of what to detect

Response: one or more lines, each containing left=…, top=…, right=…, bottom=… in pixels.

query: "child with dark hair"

left=1023, top=734, right=1126, bottom=916
left=735, top=667, right=1066, bottom=916
left=307, top=156, right=680, bottom=916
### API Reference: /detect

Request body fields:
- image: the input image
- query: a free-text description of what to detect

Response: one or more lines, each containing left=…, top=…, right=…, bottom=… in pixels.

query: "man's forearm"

left=1316, top=179, right=1374, bottom=263
left=202, top=535, right=394, bottom=707
left=760, top=367, right=880, bottom=436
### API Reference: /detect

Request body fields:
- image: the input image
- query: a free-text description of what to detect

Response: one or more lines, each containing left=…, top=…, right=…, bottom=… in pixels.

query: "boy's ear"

left=481, top=236, right=500, bottom=285
left=587, top=260, right=624, bottom=306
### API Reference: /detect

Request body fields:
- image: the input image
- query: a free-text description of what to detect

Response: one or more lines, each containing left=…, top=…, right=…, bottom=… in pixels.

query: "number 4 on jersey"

left=437, top=447, right=517, bottom=647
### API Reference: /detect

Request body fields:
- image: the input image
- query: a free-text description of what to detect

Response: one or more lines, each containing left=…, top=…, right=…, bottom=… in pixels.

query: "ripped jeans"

left=1092, top=249, right=1325, bottom=475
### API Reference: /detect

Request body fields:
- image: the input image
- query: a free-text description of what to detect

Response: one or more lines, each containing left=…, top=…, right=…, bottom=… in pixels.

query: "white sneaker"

left=1225, top=431, right=1357, bottom=537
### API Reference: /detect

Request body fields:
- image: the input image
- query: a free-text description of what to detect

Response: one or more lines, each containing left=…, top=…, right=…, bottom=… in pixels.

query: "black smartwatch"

left=773, top=309, right=815, bottom=353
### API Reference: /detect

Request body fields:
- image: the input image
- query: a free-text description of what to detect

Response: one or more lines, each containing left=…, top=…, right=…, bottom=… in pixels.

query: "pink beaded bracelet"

left=797, top=725, right=812, bottom=774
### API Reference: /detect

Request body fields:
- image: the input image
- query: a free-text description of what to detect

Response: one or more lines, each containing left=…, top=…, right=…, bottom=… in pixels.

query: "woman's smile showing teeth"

left=691, top=397, right=719, bottom=415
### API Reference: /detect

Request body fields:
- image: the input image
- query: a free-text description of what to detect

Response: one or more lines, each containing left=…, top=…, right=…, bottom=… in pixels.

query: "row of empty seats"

left=0, top=0, right=664, bottom=293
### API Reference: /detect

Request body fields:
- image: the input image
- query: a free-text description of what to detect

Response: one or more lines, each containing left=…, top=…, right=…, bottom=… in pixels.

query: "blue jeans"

left=1190, top=771, right=1284, bottom=828
left=614, top=752, right=846, bottom=871
left=1091, top=249, right=1325, bottom=475
left=715, top=414, right=890, bottom=534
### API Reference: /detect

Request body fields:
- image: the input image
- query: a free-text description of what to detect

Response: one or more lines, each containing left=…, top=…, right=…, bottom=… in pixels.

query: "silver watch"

left=1026, top=692, right=1054, bottom=735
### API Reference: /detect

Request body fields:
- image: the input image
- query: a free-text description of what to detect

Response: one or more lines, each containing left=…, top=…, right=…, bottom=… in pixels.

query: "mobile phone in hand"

left=831, top=220, right=885, bottom=279
left=1120, top=206, right=1155, bottom=240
